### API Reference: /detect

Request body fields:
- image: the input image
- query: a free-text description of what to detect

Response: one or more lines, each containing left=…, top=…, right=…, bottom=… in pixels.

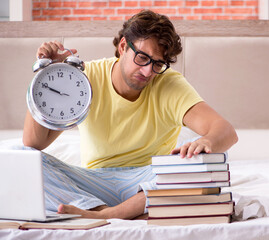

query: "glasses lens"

left=134, top=53, right=151, bottom=66
left=152, top=62, right=167, bottom=74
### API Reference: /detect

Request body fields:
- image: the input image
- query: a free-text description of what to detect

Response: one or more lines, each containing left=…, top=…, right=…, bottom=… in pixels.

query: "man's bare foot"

left=57, top=204, right=105, bottom=219
left=57, top=192, right=147, bottom=220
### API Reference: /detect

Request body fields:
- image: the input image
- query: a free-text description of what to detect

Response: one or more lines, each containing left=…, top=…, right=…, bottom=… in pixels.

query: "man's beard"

left=121, top=66, right=148, bottom=91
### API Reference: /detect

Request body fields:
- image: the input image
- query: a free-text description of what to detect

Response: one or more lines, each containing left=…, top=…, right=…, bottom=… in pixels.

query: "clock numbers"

left=48, top=75, right=54, bottom=81
left=57, top=72, right=64, bottom=78
left=32, top=64, right=91, bottom=124
left=42, top=83, right=48, bottom=88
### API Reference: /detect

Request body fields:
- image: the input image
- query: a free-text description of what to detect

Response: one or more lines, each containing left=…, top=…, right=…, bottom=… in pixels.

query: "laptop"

left=0, top=149, right=81, bottom=222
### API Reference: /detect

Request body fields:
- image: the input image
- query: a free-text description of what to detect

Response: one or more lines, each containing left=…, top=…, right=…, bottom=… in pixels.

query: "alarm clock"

left=27, top=49, right=92, bottom=130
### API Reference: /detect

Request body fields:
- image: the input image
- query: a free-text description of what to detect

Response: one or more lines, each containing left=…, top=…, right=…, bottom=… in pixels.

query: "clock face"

left=27, top=63, right=92, bottom=130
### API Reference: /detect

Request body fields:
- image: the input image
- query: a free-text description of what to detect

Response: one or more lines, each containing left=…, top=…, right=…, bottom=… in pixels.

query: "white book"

left=147, top=201, right=234, bottom=218
left=147, top=215, right=231, bottom=226
left=148, top=192, right=232, bottom=206
left=152, top=163, right=229, bottom=174
left=0, top=218, right=109, bottom=230
left=151, top=153, right=227, bottom=166
left=156, top=171, right=230, bottom=184
left=156, top=181, right=231, bottom=189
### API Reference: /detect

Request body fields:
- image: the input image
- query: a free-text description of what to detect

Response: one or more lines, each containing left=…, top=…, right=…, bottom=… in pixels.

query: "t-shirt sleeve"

left=155, top=69, right=203, bottom=126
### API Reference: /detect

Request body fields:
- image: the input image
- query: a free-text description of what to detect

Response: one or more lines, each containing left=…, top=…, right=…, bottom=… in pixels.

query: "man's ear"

left=118, top=37, right=127, bottom=56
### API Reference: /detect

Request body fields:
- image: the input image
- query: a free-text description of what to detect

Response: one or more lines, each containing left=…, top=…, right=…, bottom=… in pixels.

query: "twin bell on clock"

left=27, top=49, right=92, bottom=130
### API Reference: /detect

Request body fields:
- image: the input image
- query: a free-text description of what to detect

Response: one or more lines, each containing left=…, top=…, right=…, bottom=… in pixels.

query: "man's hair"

left=113, top=10, right=182, bottom=64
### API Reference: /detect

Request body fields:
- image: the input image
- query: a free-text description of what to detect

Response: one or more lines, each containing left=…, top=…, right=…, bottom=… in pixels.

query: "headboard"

left=1, top=20, right=269, bottom=130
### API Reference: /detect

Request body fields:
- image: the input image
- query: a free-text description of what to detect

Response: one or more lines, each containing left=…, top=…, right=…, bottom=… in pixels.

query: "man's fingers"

left=36, top=41, right=66, bottom=60
left=193, top=144, right=205, bottom=155
left=204, top=145, right=212, bottom=154
left=62, top=48, right=78, bottom=60
left=36, top=42, right=54, bottom=59
left=178, top=142, right=191, bottom=158
left=53, top=40, right=65, bottom=51
left=186, top=142, right=199, bottom=158
left=49, top=41, right=61, bottom=54
left=170, top=147, right=180, bottom=155
left=36, top=45, right=50, bottom=59
left=171, top=138, right=213, bottom=158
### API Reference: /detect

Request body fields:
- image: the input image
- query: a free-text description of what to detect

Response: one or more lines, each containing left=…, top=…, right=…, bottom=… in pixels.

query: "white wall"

left=259, top=0, right=269, bottom=19
left=9, top=0, right=32, bottom=21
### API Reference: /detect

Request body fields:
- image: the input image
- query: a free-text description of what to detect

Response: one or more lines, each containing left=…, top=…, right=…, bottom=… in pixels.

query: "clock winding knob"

left=63, top=48, right=85, bottom=71
left=32, top=58, right=52, bottom=72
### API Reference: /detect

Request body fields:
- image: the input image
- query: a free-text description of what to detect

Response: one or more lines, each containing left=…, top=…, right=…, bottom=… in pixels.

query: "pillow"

left=43, top=134, right=81, bottom=166
left=0, top=138, right=24, bottom=150
left=0, top=131, right=81, bottom=167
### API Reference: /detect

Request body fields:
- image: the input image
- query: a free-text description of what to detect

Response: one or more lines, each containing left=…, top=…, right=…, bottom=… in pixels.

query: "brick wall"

left=32, top=0, right=259, bottom=21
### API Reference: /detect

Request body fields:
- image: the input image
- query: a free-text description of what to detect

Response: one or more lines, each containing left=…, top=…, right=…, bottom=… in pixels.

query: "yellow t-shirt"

left=78, top=57, right=203, bottom=169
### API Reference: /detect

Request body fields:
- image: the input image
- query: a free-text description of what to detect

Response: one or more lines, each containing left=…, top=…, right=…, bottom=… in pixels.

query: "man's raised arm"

left=23, top=40, right=77, bottom=150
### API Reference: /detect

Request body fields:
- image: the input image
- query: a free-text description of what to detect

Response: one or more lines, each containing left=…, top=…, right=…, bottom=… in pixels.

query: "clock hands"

left=44, top=85, right=70, bottom=96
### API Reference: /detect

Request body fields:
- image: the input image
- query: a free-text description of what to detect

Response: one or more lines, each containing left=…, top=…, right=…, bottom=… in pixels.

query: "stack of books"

left=147, top=153, right=234, bottom=226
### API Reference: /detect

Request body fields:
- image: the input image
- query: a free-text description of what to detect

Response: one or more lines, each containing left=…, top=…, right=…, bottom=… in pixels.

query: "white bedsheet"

left=1, top=217, right=269, bottom=240
left=1, top=129, right=269, bottom=239
left=228, top=159, right=269, bottom=221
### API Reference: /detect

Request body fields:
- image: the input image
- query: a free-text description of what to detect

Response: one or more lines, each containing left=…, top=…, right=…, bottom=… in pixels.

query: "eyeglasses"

left=127, top=42, right=170, bottom=74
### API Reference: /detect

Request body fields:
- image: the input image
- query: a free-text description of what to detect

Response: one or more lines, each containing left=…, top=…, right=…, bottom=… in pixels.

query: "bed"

left=0, top=128, right=269, bottom=239
left=1, top=20, right=269, bottom=239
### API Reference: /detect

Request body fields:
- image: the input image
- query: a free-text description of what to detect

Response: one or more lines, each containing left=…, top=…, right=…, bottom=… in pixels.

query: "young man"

left=23, top=10, right=238, bottom=219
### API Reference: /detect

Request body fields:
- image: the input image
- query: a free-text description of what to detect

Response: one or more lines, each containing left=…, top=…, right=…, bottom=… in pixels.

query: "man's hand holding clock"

left=37, top=41, right=77, bottom=63
left=25, top=40, right=92, bottom=142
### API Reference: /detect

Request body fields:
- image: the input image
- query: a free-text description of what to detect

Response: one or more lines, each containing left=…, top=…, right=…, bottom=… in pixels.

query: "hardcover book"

left=147, top=201, right=234, bottom=218
left=147, top=215, right=231, bottom=226
left=0, top=218, right=109, bottom=230
left=151, top=163, right=229, bottom=174
left=147, top=187, right=221, bottom=197
left=148, top=192, right=232, bottom=206
left=156, top=181, right=230, bottom=189
left=151, top=153, right=227, bottom=165
left=156, top=171, right=230, bottom=184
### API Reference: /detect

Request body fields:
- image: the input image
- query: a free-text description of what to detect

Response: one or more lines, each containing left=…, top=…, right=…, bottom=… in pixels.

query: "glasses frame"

left=127, top=42, right=170, bottom=74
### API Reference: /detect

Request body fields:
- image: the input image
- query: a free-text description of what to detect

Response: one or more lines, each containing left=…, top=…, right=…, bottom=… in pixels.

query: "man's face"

left=119, top=38, right=165, bottom=92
